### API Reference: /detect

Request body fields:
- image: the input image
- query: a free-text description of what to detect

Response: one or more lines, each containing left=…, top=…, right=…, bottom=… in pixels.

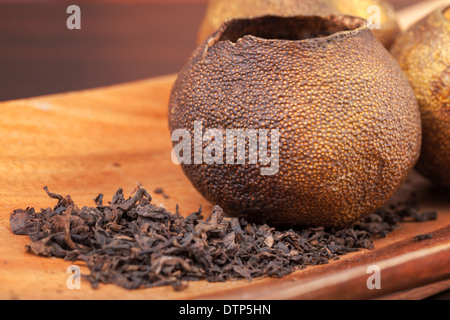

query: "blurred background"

left=0, top=0, right=426, bottom=101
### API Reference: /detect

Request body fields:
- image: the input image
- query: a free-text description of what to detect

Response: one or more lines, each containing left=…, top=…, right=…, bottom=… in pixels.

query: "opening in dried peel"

left=217, top=15, right=367, bottom=43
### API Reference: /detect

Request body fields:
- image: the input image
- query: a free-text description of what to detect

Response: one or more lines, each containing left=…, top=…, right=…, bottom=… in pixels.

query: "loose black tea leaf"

left=397, top=207, right=438, bottom=222
left=413, top=234, right=433, bottom=242
left=9, top=208, right=39, bottom=235
left=94, top=193, right=104, bottom=207
left=9, top=187, right=438, bottom=290
left=154, top=188, right=170, bottom=199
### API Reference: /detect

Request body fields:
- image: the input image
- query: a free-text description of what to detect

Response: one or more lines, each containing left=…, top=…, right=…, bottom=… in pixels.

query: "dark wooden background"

left=0, top=0, right=425, bottom=101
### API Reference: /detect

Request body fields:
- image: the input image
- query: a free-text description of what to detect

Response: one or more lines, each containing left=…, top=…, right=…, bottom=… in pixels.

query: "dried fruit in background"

left=391, top=6, right=450, bottom=188
left=326, top=0, right=400, bottom=48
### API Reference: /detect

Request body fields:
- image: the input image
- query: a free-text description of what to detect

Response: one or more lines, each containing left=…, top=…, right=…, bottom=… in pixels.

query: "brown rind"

left=171, top=15, right=421, bottom=228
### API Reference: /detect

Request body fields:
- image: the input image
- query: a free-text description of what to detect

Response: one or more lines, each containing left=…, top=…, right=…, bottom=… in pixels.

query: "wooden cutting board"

left=0, top=1, right=449, bottom=300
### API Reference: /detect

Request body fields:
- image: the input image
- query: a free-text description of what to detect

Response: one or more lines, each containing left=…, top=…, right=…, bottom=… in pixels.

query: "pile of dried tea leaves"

left=9, top=187, right=437, bottom=290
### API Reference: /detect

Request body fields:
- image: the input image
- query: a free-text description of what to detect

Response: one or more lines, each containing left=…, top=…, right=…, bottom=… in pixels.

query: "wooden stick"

left=397, top=0, right=450, bottom=29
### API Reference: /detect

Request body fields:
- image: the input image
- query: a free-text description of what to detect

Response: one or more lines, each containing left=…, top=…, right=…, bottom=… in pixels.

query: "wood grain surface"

left=377, top=279, right=450, bottom=300
left=0, top=1, right=449, bottom=300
